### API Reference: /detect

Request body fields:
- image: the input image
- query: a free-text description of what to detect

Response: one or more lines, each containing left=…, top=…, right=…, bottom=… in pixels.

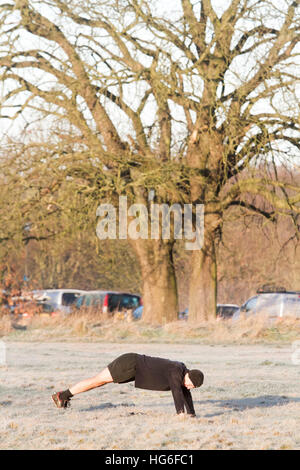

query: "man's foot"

left=52, top=391, right=71, bottom=408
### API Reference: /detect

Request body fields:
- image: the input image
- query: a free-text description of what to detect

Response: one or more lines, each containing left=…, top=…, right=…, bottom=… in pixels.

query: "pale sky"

left=0, top=0, right=299, bottom=164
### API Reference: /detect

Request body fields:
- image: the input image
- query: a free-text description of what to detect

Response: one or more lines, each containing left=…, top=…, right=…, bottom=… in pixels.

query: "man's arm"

left=168, top=369, right=195, bottom=415
left=182, top=387, right=196, bottom=416
left=170, top=383, right=186, bottom=414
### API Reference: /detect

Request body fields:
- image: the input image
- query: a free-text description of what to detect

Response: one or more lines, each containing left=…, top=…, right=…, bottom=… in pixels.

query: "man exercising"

left=52, top=352, right=204, bottom=416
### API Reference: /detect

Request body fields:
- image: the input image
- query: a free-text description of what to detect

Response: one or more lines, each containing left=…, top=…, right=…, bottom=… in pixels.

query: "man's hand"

left=176, top=412, right=196, bottom=419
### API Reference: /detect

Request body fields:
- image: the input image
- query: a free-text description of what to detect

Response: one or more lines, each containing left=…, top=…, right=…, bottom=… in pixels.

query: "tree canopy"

left=0, top=0, right=299, bottom=322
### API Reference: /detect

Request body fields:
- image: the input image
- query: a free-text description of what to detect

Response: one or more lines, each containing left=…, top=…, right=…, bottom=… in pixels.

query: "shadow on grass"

left=195, top=395, right=300, bottom=417
left=79, top=395, right=300, bottom=416
left=81, top=401, right=136, bottom=412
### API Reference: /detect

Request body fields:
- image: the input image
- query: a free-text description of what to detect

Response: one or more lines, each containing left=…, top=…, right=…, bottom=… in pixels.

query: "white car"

left=233, top=286, right=300, bottom=321
left=32, top=289, right=87, bottom=314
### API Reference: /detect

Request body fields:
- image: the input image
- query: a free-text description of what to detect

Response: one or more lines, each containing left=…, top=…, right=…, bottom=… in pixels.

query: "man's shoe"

left=52, top=391, right=71, bottom=408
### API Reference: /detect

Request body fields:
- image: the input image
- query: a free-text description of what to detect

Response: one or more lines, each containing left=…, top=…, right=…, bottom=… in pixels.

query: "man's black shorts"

left=107, top=353, right=138, bottom=383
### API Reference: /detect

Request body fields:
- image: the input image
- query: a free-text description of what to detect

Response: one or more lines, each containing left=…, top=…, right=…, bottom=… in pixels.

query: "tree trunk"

left=188, top=234, right=218, bottom=322
left=131, top=238, right=178, bottom=324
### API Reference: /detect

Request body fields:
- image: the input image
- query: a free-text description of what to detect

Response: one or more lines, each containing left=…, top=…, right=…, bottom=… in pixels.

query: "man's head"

left=183, top=370, right=204, bottom=389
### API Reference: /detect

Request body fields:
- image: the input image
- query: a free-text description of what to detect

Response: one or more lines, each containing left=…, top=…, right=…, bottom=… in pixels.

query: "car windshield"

left=244, top=296, right=258, bottom=311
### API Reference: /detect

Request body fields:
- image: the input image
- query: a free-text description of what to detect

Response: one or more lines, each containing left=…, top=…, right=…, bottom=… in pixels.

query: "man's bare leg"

left=69, top=367, right=113, bottom=395
left=52, top=367, right=114, bottom=408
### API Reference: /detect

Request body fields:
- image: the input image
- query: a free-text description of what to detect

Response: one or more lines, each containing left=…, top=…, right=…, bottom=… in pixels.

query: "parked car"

left=33, top=289, right=87, bottom=314
left=177, top=304, right=239, bottom=321
left=76, top=290, right=142, bottom=315
left=75, top=290, right=106, bottom=309
left=37, top=302, right=60, bottom=317
left=132, top=305, right=144, bottom=320
left=9, top=298, right=60, bottom=322
left=216, top=304, right=240, bottom=319
left=133, top=304, right=238, bottom=321
left=178, top=308, right=188, bottom=320
left=233, top=285, right=300, bottom=321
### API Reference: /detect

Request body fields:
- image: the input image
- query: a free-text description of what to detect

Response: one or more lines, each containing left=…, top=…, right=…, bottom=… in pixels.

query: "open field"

left=0, top=340, right=300, bottom=450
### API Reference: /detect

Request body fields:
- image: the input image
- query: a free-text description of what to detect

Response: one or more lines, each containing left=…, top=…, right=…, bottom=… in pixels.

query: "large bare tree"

left=0, top=0, right=299, bottom=322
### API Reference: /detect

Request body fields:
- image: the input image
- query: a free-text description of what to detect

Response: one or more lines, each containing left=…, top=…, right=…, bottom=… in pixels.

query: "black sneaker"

left=52, top=391, right=71, bottom=409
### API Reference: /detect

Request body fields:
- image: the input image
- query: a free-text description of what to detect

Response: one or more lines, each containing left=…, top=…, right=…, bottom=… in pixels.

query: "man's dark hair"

left=188, top=370, right=204, bottom=388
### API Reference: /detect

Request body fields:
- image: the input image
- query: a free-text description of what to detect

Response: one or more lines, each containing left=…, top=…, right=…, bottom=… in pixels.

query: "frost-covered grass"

left=0, top=341, right=300, bottom=450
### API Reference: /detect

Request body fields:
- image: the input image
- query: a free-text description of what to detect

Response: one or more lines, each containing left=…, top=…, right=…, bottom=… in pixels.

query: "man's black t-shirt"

left=108, top=353, right=195, bottom=415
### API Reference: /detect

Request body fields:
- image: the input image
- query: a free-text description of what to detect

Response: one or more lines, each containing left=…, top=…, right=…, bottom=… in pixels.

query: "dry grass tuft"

left=1, top=312, right=300, bottom=344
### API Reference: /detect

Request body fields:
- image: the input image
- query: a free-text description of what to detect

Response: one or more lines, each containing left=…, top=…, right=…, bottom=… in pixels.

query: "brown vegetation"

left=0, top=175, right=299, bottom=318
left=1, top=310, right=300, bottom=345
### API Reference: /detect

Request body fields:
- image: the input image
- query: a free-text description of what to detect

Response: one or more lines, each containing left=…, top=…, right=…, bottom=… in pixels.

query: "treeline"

left=1, top=1, right=300, bottom=322
left=1, top=187, right=299, bottom=311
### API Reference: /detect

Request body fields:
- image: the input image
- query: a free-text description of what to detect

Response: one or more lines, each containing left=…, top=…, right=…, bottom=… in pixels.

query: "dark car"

left=177, top=304, right=239, bottom=321
left=76, top=290, right=142, bottom=315
left=133, top=306, right=187, bottom=321
left=133, top=304, right=239, bottom=321
left=216, top=304, right=240, bottom=319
